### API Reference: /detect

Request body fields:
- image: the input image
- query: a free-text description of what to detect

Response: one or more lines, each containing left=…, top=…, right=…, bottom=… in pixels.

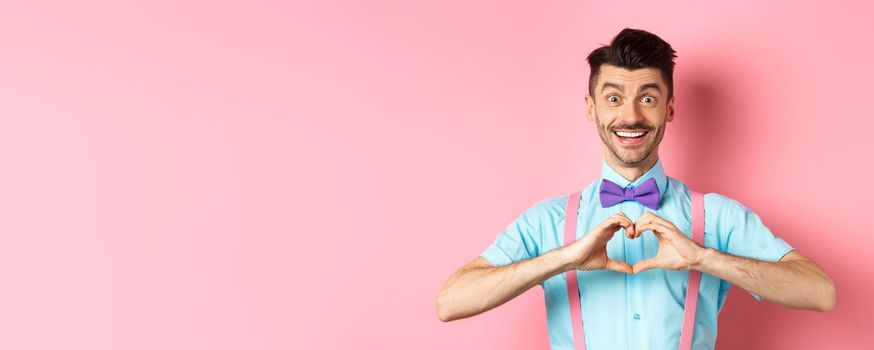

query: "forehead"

left=595, top=65, right=666, bottom=92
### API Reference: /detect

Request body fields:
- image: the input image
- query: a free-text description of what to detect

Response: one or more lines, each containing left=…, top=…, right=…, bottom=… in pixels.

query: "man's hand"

left=631, top=211, right=706, bottom=273
left=563, top=212, right=636, bottom=274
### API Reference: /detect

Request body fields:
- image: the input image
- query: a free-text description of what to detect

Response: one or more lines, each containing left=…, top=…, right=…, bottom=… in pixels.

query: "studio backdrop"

left=0, top=1, right=870, bottom=349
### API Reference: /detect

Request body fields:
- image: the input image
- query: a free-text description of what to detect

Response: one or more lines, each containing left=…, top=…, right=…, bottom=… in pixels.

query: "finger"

left=612, top=212, right=632, bottom=238
left=636, top=225, right=649, bottom=239
left=615, top=212, right=636, bottom=238
left=606, top=259, right=633, bottom=274
left=634, top=212, right=653, bottom=238
left=637, top=221, right=679, bottom=241
left=643, top=212, right=681, bottom=233
left=645, top=221, right=685, bottom=241
left=633, top=222, right=662, bottom=240
left=600, top=213, right=634, bottom=238
left=634, top=219, right=647, bottom=238
left=633, top=257, right=663, bottom=274
left=617, top=214, right=636, bottom=239
left=613, top=212, right=633, bottom=230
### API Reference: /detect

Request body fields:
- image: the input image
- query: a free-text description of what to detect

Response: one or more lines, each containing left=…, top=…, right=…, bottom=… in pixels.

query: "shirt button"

left=633, top=313, right=641, bottom=320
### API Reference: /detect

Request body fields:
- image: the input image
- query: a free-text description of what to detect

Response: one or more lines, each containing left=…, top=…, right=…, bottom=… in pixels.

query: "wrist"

left=691, top=247, right=714, bottom=271
left=555, top=245, right=578, bottom=272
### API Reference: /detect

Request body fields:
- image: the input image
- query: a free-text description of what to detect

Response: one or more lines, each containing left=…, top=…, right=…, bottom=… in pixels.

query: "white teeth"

left=615, top=131, right=646, bottom=138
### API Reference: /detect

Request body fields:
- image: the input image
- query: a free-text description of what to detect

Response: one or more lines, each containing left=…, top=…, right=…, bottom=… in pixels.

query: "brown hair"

left=587, top=28, right=678, bottom=97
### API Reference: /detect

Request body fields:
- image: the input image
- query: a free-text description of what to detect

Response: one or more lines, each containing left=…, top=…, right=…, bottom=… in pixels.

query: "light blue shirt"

left=480, top=157, right=794, bottom=350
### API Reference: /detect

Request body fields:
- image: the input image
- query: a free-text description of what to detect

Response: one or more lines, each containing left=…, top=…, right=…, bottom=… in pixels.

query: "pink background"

left=1, top=1, right=871, bottom=349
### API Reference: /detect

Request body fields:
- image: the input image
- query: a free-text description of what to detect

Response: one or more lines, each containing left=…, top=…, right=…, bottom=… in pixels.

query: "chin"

left=613, top=148, right=653, bottom=165
left=619, top=157, right=648, bottom=165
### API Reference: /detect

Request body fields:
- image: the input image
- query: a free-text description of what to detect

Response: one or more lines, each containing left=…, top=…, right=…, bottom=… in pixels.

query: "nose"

left=617, top=101, right=645, bottom=127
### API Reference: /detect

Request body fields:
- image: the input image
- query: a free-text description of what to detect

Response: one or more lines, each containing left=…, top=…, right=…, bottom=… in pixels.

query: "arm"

left=437, top=212, right=637, bottom=322
left=694, top=249, right=836, bottom=311
left=436, top=250, right=572, bottom=322
left=632, top=211, right=837, bottom=312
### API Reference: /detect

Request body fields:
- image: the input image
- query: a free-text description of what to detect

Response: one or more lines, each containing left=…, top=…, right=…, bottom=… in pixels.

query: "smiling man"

left=436, top=28, right=836, bottom=350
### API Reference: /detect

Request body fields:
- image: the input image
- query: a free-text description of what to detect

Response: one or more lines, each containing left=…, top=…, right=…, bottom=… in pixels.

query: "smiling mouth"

left=613, top=130, right=648, bottom=138
left=612, top=129, right=650, bottom=145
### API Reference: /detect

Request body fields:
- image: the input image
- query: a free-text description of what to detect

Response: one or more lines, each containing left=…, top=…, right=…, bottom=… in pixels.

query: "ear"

left=666, top=95, right=675, bottom=122
left=585, top=95, right=595, bottom=122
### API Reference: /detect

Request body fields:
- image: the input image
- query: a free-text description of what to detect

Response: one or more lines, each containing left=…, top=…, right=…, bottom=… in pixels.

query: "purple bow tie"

left=599, top=177, right=661, bottom=210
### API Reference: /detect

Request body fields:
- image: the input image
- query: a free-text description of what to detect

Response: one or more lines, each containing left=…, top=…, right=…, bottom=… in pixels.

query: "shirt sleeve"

left=714, top=194, right=795, bottom=301
left=480, top=201, right=543, bottom=266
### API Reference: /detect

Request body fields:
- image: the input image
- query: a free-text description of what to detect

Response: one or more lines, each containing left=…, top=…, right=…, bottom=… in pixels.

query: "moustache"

left=610, top=125, right=653, bottom=131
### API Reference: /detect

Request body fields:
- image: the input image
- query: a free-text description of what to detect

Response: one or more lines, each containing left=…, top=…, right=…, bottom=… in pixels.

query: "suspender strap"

left=679, top=191, right=705, bottom=350
left=562, top=190, right=705, bottom=350
left=563, top=191, right=585, bottom=350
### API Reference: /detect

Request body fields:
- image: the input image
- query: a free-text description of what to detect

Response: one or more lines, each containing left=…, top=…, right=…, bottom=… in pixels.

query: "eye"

left=607, top=95, right=620, bottom=103
left=640, top=96, right=655, bottom=104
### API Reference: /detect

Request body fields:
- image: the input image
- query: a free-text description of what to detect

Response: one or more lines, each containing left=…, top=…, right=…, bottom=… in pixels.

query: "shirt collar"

left=600, top=157, right=668, bottom=203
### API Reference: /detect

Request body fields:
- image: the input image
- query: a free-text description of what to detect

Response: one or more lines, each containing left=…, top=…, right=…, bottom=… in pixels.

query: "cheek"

left=644, top=108, right=668, bottom=123
left=595, top=107, right=617, bottom=125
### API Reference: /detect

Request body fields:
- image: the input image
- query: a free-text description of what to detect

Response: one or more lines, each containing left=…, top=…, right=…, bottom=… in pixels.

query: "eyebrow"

left=600, top=82, right=662, bottom=94
left=639, top=83, right=662, bottom=94
left=600, top=82, right=624, bottom=93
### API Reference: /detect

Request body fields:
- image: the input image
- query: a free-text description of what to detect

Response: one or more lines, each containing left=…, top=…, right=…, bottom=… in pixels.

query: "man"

left=436, top=28, right=835, bottom=350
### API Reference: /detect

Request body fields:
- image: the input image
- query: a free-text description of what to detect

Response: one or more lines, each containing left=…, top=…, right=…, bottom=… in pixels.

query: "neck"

left=604, top=150, right=659, bottom=183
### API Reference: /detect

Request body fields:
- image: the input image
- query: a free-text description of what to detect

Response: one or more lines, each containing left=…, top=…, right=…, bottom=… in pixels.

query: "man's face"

left=585, top=64, right=675, bottom=166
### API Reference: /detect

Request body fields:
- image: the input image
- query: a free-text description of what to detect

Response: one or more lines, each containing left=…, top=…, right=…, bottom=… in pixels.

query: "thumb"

left=606, top=259, right=633, bottom=274
left=633, top=257, right=663, bottom=274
